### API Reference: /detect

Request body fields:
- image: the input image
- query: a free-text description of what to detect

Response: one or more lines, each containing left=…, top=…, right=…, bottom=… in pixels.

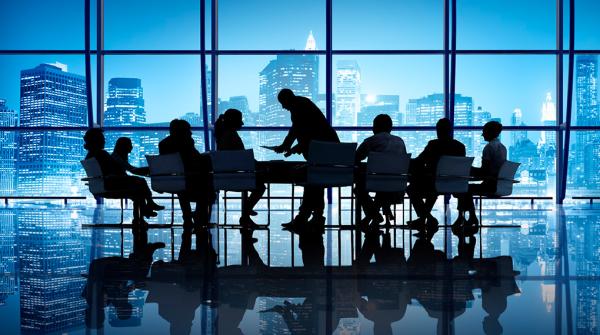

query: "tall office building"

left=453, top=94, right=474, bottom=155
left=17, top=63, right=87, bottom=195
left=540, top=92, right=557, bottom=149
left=574, top=55, right=598, bottom=186
left=511, top=108, right=527, bottom=146
left=258, top=33, right=319, bottom=149
left=0, top=99, right=18, bottom=194
left=18, top=210, right=86, bottom=333
left=0, top=210, right=17, bottom=306
left=104, top=78, right=146, bottom=166
left=472, top=106, right=491, bottom=165
left=335, top=60, right=361, bottom=130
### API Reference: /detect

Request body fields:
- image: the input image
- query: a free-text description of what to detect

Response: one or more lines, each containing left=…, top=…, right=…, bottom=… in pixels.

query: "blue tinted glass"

left=455, top=56, right=556, bottom=126
left=333, top=0, right=443, bottom=50
left=105, top=0, right=200, bottom=50
left=457, top=0, right=555, bottom=50
left=218, top=0, right=325, bottom=50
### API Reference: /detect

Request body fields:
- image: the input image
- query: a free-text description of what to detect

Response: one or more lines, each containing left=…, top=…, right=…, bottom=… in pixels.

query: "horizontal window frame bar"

left=2, top=49, right=600, bottom=55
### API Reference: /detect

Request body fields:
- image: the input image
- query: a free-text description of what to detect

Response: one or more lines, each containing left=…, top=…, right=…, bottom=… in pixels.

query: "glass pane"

left=218, top=55, right=325, bottom=127
left=105, top=0, right=200, bottom=50
left=567, top=131, right=600, bottom=197
left=455, top=56, right=556, bottom=126
left=2, top=131, right=87, bottom=196
left=218, top=0, right=325, bottom=50
left=457, top=0, right=555, bottom=49
left=236, top=130, right=303, bottom=161
left=0, top=56, right=89, bottom=127
left=333, top=0, right=443, bottom=50
left=103, top=56, right=202, bottom=126
left=575, top=0, right=600, bottom=50
left=0, top=0, right=84, bottom=50
left=332, top=55, right=443, bottom=126
left=456, top=130, right=556, bottom=197
left=339, top=130, right=436, bottom=157
left=571, top=54, right=599, bottom=126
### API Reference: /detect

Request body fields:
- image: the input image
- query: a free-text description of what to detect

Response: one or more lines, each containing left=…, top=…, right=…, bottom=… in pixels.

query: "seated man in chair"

left=354, top=114, right=407, bottom=231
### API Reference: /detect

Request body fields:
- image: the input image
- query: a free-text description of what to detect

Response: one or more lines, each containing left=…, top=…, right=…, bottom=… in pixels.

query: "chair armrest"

left=149, top=173, right=187, bottom=177
left=436, top=174, right=474, bottom=180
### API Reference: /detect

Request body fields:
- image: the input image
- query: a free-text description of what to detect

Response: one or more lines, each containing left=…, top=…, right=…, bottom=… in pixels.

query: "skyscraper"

left=104, top=78, right=146, bottom=166
left=472, top=106, right=491, bottom=165
left=574, top=55, right=599, bottom=187
left=258, top=33, right=319, bottom=150
left=511, top=108, right=527, bottom=146
left=17, top=63, right=87, bottom=195
left=335, top=60, right=361, bottom=129
left=540, top=92, right=557, bottom=149
left=0, top=99, right=17, bottom=194
left=453, top=94, right=475, bottom=155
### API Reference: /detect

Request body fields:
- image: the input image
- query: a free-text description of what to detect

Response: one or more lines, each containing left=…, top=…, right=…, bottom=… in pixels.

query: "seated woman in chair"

left=83, top=129, right=164, bottom=225
left=455, top=121, right=506, bottom=235
left=214, top=108, right=266, bottom=228
left=111, top=137, right=150, bottom=176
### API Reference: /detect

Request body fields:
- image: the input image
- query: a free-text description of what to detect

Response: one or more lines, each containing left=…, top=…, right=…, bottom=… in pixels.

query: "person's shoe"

left=463, top=215, right=480, bottom=235
left=147, top=242, right=166, bottom=254
left=406, top=217, right=426, bottom=231
left=240, top=216, right=259, bottom=230
left=148, top=202, right=165, bottom=211
left=282, top=216, right=308, bottom=231
left=249, top=210, right=258, bottom=216
left=451, top=215, right=467, bottom=237
left=425, top=216, right=439, bottom=239
left=142, top=208, right=158, bottom=218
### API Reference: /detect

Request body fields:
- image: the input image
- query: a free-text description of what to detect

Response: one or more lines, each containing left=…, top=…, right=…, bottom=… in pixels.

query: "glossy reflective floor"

left=0, top=200, right=597, bottom=334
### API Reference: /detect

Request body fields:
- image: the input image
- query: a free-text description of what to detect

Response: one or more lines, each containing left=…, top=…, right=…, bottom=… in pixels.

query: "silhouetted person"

left=354, top=114, right=407, bottom=231
left=159, top=119, right=215, bottom=231
left=84, top=128, right=162, bottom=224
left=111, top=137, right=150, bottom=176
left=455, top=121, right=507, bottom=235
left=214, top=109, right=266, bottom=228
left=274, top=88, right=340, bottom=231
left=407, top=118, right=465, bottom=232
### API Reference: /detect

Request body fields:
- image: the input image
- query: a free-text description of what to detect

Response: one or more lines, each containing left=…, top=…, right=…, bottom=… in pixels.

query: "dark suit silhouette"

left=276, top=89, right=340, bottom=227
left=159, top=119, right=215, bottom=229
left=408, top=118, right=466, bottom=226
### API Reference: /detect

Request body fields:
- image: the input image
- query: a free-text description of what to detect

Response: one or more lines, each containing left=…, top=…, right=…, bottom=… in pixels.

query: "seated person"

left=455, top=121, right=506, bottom=234
left=83, top=129, right=163, bottom=224
left=354, top=114, right=407, bottom=230
left=214, top=109, right=266, bottom=228
left=159, top=119, right=215, bottom=230
left=111, top=137, right=150, bottom=176
left=407, top=118, right=465, bottom=231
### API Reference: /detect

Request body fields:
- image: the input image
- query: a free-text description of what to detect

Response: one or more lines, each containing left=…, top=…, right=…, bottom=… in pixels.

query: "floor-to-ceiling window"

left=0, top=0, right=598, bottom=202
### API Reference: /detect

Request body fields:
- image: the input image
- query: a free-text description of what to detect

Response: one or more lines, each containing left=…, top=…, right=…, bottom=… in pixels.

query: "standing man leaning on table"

left=273, top=88, right=340, bottom=231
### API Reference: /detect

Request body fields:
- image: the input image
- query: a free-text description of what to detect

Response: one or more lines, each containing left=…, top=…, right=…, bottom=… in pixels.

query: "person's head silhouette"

left=436, top=118, right=452, bottom=140
left=373, top=114, right=393, bottom=134
left=277, top=88, right=295, bottom=111
left=169, top=119, right=192, bottom=138
left=84, top=128, right=105, bottom=152
left=114, top=137, right=133, bottom=155
left=223, top=108, right=244, bottom=130
left=482, top=121, right=502, bottom=142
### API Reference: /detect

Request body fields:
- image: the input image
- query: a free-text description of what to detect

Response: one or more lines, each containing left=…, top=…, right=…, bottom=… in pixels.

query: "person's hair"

left=277, top=88, right=295, bottom=103
left=436, top=118, right=452, bottom=139
left=373, top=114, right=393, bottom=133
left=215, top=109, right=242, bottom=140
left=483, top=120, right=503, bottom=139
left=169, top=119, right=191, bottom=137
left=114, top=137, right=132, bottom=152
left=83, top=128, right=104, bottom=151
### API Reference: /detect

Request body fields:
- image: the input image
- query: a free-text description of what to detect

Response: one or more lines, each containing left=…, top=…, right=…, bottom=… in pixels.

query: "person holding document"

left=273, top=88, right=340, bottom=231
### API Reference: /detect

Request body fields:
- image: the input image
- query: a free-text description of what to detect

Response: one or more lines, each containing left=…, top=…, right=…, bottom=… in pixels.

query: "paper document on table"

left=261, top=145, right=279, bottom=151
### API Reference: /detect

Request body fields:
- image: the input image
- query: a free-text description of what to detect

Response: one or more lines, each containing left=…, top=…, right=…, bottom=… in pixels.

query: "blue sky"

left=0, top=0, right=598, bottom=127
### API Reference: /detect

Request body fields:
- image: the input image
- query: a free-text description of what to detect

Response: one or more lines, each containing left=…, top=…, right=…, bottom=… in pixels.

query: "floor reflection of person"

left=83, top=227, right=164, bottom=329
left=274, top=88, right=340, bottom=231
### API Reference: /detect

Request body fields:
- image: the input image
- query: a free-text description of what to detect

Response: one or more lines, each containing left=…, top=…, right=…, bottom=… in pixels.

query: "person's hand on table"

left=273, top=145, right=288, bottom=154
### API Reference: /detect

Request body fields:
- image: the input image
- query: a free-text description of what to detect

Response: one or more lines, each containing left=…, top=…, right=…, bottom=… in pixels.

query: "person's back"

left=289, top=95, right=339, bottom=155
left=482, top=139, right=507, bottom=178
left=214, top=109, right=245, bottom=151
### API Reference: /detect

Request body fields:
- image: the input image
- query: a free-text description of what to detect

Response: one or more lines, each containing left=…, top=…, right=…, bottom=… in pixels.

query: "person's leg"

left=245, top=183, right=266, bottom=216
left=177, top=193, right=194, bottom=231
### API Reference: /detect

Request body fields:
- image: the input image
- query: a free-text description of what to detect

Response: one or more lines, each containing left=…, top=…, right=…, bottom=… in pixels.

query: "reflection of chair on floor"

left=146, top=153, right=187, bottom=226
left=365, top=152, right=411, bottom=226
left=210, top=149, right=257, bottom=227
left=81, top=158, right=138, bottom=226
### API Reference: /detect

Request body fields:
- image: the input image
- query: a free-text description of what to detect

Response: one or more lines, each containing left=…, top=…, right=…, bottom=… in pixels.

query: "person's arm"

left=275, top=125, right=297, bottom=154
left=355, top=139, right=371, bottom=162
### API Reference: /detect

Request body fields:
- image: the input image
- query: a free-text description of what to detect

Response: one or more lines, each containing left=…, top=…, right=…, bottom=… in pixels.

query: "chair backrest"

left=435, top=156, right=475, bottom=194
left=146, top=153, right=187, bottom=194
left=365, top=152, right=411, bottom=192
left=494, top=160, right=520, bottom=196
left=306, top=141, right=357, bottom=187
left=81, top=158, right=106, bottom=195
left=210, top=149, right=256, bottom=191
